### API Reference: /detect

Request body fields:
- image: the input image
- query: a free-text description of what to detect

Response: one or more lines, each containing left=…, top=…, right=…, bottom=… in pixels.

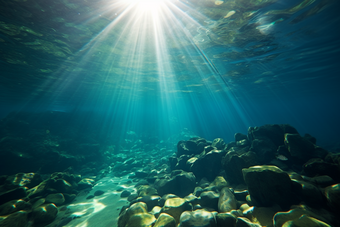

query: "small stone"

left=86, top=195, right=95, bottom=200
left=94, top=190, right=105, bottom=196
left=121, top=190, right=131, bottom=198
left=77, top=178, right=95, bottom=190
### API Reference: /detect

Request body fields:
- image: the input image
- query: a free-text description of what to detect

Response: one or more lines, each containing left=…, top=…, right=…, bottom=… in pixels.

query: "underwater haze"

left=1, top=0, right=340, bottom=226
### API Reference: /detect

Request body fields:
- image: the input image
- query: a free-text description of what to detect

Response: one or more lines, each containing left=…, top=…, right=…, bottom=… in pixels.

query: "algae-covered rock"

left=209, top=176, right=228, bottom=191
left=218, top=187, right=237, bottom=213
left=179, top=209, right=217, bottom=227
left=154, top=213, right=176, bottom=227
left=242, top=165, right=295, bottom=209
left=325, top=184, right=340, bottom=211
left=161, top=198, right=192, bottom=223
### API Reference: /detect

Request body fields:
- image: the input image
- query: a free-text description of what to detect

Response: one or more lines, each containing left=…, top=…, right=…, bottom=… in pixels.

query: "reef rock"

left=177, top=138, right=209, bottom=157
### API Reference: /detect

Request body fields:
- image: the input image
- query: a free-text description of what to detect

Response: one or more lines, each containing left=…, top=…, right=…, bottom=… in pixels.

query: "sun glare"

left=128, top=0, right=166, bottom=12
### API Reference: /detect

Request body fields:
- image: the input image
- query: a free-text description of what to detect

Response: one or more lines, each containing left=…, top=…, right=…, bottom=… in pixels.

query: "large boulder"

left=242, top=165, right=296, bottom=209
left=179, top=209, right=217, bottom=227
left=189, top=150, right=225, bottom=181
left=177, top=138, right=208, bottom=157
left=218, top=187, right=237, bottom=213
left=154, top=171, right=196, bottom=197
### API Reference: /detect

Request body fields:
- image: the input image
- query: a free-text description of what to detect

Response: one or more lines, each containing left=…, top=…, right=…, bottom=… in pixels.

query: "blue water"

left=0, top=0, right=340, bottom=148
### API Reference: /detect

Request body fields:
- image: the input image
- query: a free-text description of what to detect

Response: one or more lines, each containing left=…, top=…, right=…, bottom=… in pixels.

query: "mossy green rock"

left=125, top=213, right=156, bottom=227
left=242, top=165, right=293, bottom=209
left=0, top=210, right=28, bottom=227
left=118, top=202, right=148, bottom=227
left=154, top=213, right=176, bottom=227
left=161, top=198, right=192, bottom=223
left=0, top=199, right=31, bottom=216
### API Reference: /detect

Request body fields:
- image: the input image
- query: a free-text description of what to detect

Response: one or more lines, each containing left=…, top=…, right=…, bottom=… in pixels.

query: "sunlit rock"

left=179, top=209, right=217, bottom=227
left=161, top=198, right=192, bottom=223
left=218, top=187, right=237, bottom=212
left=215, top=0, right=224, bottom=5
left=125, top=213, right=156, bottom=227
left=154, top=213, right=176, bottom=227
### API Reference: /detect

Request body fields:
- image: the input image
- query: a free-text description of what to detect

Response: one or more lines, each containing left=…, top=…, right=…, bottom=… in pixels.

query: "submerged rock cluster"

left=118, top=124, right=340, bottom=227
left=0, top=122, right=340, bottom=226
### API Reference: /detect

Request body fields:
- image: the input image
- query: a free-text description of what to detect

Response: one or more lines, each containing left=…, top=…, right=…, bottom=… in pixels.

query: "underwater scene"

left=1, top=0, right=340, bottom=226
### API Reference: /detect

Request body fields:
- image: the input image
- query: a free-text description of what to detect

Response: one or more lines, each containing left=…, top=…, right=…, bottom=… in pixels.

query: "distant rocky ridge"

left=0, top=113, right=340, bottom=226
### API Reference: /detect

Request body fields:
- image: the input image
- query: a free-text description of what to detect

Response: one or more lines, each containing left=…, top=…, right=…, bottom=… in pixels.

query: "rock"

left=125, top=213, right=156, bottom=227
left=222, top=150, right=259, bottom=185
left=235, top=133, right=248, bottom=142
left=200, top=191, right=219, bottom=210
left=32, top=198, right=45, bottom=209
left=128, top=193, right=138, bottom=202
left=175, top=155, right=191, bottom=171
left=154, top=213, right=176, bottom=227
left=248, top=124, right=298, bottom=147
left=118, top=202, right=148, bottom=227
left=5, top=172, right=42, bottom=189
left=94, top=190, right=105, bottom=196
left=245, top=205, right=281, bottom=226
left=0, top=187, right=27, bottom=205
left=216, top=212, right=237, bottom=227
left=179, top=209, right=217, bottom=227
left=45, top=193, right=65, bottom=205
left=250, top=139, right=277, bottom=163
left=161, top=198, right=192, bottom=223
left=242, top=165, right=295, bottom=209
left=0, top=210, right=29, bottom=227
left=133, top=195, right=160, bottom=211
left=273, top=207, right=333, bottom=227
left=136, top=185, right=158, bottom=197
left=302, top=158, right=340, bottom=182
left=281, top=215, right=331, bottom=227
left=0, top=199, right=31, bottom=216
left=325, top=184, right=340, bottom=212
left=27, top=180, right=48, bottom=198
left=190, top=150, right=225, bottom=181
left=159, top=194, right=178, bottom=207
left=32, top=203, right=58, bottom=225
left=218, top=187, right=237, bottom=213
left=236, top=217, right=261, bottom=227
left=155, top=171, right=196, bottom=197
left=63, top=193, right=76, bottom=203
left=292, top=180, right=326, bottom=208
left=121, top=190, right=131, bottom=198
left=212, top=138, right=226, bottom=150
left=177, top=138, right=208, bottom=157
left=77, top=178, right=95, bottom=190
left=284, top=134, right=320, bottom=163
left=86, top=195, right=95, bottom=199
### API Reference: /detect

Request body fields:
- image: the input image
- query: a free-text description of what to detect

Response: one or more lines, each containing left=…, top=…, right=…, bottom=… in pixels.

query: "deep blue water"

left=1, top=0, right=340, bottom=149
